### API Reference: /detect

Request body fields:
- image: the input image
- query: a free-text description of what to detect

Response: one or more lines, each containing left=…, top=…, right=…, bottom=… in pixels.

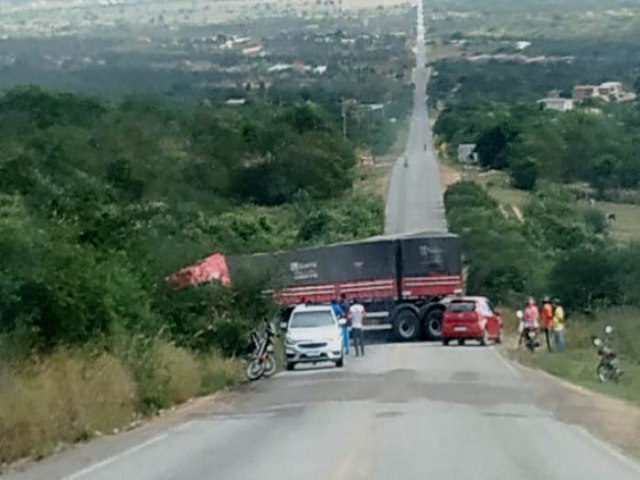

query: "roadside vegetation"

left=512, top=308, right=640, bottom=404
left=434, top=0, right=640, bottom=402
left=0, top=82, right=390, bottom=464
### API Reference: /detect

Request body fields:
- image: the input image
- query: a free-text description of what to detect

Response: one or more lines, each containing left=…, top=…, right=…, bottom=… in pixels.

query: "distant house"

left=458, top=144, right=478, bottom=164
left=225, top=98, right=247, bottom=106
left=538, top=97, right=574, bottom=112
left=242, top=45, right=262, bottom=55
left=267, top=63, right=293, bottom=73
left=573, top=82, right=636, bottom=103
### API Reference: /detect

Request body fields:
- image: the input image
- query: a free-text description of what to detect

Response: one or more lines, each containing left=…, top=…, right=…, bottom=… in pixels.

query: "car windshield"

left=448, top=301, right=476, bottom=312
left=289, top=311, right=335, bottom=328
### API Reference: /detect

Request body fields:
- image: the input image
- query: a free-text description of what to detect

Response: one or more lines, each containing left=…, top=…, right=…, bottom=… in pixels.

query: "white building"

left=458, top=144, right=478, bottom=164
left=537, top=97, right=575, bottom=112
left=573, top=81, right=636, bottom=103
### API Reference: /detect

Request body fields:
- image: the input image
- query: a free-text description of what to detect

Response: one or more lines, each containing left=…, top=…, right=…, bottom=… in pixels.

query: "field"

left=451, top=166, right=640, bottom=242
left=595, top=202, right=640, bottom=243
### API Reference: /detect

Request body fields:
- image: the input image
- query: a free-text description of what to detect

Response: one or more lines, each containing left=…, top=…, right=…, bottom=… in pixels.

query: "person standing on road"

left=331, top=297, right=349, bottom=355
left=541, top=297, right=554, bottom=352
left=339, top=294, right=351, bottom=355
left=552, top=298, right=566, bottom=352
left=348, top=299, right=366, bottom=357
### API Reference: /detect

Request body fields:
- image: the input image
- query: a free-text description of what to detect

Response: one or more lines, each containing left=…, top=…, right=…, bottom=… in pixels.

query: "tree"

left=584, top=208, right=608, bottom=235
left=550, top=247, right=620, bottom=310
left=475, top=123, right=517, bottom=170
left=510, top=156, right=538, bottom=191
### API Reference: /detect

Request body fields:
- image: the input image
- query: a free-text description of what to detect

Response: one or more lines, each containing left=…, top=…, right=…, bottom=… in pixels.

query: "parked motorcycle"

left=517, top=310, right=540, bottom=352
left=592, top=325, right=623, bottom=383
left=246, top=320, right=278, bottom=381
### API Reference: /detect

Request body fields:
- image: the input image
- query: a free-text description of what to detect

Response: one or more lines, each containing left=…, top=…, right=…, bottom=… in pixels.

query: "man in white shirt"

left=348, top=300, right=366, bottom=357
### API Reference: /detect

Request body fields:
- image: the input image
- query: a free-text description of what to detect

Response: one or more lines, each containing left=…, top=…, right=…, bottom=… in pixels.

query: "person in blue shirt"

left=331, top=296, right=350, bottom=355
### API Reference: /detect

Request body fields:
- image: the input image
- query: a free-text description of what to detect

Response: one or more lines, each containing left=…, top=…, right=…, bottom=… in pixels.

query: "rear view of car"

left=284, top=305, right=345, bottom=370
left=442, top=297, right=502, bottom=346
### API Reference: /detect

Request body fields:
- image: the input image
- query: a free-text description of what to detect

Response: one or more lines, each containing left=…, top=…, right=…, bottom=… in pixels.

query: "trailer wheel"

left=393, top=308, right=420, bottom=341
left=424, top=307, right=444, bottom=340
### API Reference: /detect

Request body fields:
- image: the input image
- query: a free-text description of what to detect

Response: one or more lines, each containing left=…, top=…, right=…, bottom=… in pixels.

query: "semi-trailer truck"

left=168, top=231, right=463, bottom=341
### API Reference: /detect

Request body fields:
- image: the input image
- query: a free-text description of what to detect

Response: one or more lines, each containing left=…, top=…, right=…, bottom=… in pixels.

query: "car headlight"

left=285, top=336, right=299, bottom=346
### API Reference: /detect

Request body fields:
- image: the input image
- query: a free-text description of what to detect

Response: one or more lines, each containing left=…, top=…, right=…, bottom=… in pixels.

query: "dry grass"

left=156, top=343, right=203, bottom=406
left=199, top=354, right=244, bottom=394
left=0, top=351, right=138, bottom=463
left=0, top=345, right=243, bottom=465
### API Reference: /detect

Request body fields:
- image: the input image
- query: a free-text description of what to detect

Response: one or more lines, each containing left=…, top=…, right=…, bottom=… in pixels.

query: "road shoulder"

left=496, top=344, right=640, bottom=460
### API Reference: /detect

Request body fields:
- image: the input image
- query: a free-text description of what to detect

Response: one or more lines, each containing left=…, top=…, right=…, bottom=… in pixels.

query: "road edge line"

left=61, top=433, right=169, bottom=480
left=489, top=346, right=520, bottom=377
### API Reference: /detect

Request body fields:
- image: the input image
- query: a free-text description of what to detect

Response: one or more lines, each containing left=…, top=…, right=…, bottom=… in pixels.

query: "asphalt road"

left=7, top=343, right=640, bottom=480
left=384, top=0, right=447, bottom=235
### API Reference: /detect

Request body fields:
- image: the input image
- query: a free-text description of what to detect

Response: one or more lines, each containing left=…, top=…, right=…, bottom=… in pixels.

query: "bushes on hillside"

left=434, top=99, right=640, bottom=195
left=445, top=181, right=640, bottom=311
left=0, top=87, right=382, bottom=354
left=445, top=182, right=547, bottom=302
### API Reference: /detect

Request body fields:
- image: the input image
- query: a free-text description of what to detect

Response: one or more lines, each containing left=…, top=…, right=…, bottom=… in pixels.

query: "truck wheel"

left=424, top=307, right=444, bottom=340
left=393, top=309, right=420, bottom=341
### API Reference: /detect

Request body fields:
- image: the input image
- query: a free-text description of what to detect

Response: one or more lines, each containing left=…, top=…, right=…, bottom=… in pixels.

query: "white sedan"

left=284, top=305, right=346, bottom=371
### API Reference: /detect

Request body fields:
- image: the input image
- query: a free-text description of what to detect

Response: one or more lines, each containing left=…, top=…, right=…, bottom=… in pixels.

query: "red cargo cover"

left=166, top=253, right=231, bottom=289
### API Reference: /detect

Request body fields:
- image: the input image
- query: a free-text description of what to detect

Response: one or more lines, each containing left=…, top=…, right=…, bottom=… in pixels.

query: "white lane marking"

left=171, top=420, right=197, bottom=433
left=574, top=425, right=640, bottom=476
left=61, top=433, right=169, bottom=480
left=489, top=346, right=520, bottom=377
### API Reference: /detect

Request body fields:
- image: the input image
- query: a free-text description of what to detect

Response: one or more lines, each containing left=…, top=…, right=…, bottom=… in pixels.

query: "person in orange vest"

left=541, top=296, right=554, bottom=352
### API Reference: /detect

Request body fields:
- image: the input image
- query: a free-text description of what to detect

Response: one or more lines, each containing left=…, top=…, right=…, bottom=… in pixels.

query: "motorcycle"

left=592, top=325, right=623, bottom=383
left=246, top=320, right=278, bottom=381
left=517, top=310, right=540, bottom=352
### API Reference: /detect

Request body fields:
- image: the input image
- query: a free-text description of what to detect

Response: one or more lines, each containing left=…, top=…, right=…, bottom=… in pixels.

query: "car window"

left=289, top=311, right=335, bottom=328
left=479, top=301, right=493, bottom=315
left=448, top=301, right=475, bottom=312
left=487, top=301, right=497, bottom=314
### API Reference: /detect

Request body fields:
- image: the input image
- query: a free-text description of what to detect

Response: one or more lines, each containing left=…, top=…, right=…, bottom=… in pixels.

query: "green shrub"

left=584, top=208, right=608, bottom=234
left=510, top=156, right=538, bottom=191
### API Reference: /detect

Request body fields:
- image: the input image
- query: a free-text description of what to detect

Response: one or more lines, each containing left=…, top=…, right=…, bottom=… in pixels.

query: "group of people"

left=331, top=295, right=366, bottom=357
left=519, top=296, right=566, bottom=352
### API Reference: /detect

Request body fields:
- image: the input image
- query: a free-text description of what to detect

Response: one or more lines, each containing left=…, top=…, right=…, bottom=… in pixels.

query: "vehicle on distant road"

left=168, top=232, right=463, bottom=343
left=441, top=296, right=503, bottom=346
left=283, top=304, right=345, bottom=371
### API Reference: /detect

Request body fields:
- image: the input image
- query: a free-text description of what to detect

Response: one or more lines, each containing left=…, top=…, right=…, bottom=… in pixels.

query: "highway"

left=384, top=0, right=447, bottom=235
left=7, top=343, right=640, bottom=480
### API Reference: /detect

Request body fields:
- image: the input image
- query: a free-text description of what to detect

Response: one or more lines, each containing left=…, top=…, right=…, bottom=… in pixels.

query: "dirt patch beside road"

left=439, top=161, right=462, bottom=188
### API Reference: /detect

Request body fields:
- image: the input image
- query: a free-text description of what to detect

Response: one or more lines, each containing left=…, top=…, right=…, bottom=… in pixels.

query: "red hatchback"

left=442, top=297, right=503, bottom=346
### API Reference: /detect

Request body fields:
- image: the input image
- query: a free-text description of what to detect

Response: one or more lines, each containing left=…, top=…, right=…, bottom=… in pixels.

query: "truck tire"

left=392, top=308, right=420, bottom=341
left=422, top=306, right=445, bottom=340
